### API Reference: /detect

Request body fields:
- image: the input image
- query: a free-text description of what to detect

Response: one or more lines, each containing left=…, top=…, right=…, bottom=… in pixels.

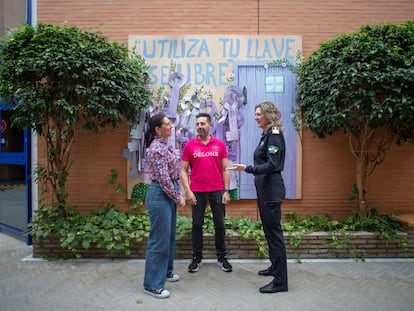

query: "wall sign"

left=129, top=35, right=301, bottom=93
left=1, top=119, right=6, bottom=133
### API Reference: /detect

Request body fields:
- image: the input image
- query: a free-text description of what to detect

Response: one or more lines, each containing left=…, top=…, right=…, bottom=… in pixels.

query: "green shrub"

left=29, top=205, right=406, bottom=259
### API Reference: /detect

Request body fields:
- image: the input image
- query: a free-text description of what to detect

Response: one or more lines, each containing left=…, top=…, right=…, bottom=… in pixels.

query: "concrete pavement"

left=1, top=232, right=414, bottom=311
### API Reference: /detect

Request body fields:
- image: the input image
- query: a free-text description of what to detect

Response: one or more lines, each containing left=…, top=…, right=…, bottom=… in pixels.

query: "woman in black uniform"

left=228, top=101, right=288, bottom=294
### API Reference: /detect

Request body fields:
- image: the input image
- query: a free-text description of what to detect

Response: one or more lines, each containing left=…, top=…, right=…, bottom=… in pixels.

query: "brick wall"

left=35, top=0, right=414, bottom=220
left=33, top=228, right=414, bottom=260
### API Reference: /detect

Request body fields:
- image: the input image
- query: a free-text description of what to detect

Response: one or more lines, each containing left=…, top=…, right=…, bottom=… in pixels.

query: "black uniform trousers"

left=255, top=174, right=288, bottom=287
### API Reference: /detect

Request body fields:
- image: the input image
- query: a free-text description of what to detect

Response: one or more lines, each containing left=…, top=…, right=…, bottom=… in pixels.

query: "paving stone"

left=1, top=233, right=414, bottom=311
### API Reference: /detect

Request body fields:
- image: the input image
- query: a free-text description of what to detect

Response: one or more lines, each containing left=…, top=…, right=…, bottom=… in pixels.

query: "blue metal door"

left=0, top=104, right=31, bottom=242
left=0, top=0, right=33, bottom=244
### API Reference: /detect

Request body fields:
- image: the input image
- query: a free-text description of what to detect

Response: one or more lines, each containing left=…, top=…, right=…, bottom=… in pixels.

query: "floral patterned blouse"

left=146, top=137, right=182, bottom=204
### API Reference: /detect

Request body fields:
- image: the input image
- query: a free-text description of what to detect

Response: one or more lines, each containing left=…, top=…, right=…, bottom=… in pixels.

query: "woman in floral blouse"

left=143, top=113, right=186, bottom=299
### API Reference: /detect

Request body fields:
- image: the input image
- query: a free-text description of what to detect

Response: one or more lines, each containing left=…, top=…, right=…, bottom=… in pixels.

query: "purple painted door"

left=236, top=64, right=299, bottom=199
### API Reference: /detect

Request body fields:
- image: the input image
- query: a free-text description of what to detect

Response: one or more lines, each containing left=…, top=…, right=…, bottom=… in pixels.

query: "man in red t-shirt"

left=181, top=112, right=232, bottom=273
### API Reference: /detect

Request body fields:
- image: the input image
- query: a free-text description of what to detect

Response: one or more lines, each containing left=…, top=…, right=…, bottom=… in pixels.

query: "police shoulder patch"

left=268, top=145, right=279, bottom=154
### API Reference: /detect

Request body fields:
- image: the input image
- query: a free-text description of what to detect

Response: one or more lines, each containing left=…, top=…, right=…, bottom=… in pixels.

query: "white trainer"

left=166, top=274, right=180, bottom=282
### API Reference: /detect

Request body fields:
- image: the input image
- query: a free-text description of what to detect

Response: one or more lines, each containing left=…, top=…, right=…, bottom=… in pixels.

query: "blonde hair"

left=255, top=101, right=283, bottom=130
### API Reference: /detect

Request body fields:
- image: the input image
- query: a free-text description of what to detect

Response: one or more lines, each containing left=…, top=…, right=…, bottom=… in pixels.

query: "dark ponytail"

left=145, top=112, right=166, bottom=148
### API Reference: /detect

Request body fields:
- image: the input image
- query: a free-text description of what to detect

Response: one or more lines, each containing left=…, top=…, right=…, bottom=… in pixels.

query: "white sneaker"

left=144, top=288, right=170, bottom=299
left=166, top=274, right=180, bottom=282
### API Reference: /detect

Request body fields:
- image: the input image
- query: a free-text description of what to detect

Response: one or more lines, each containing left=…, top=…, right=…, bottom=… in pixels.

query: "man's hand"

left=186, top=191, right=197, bottom=205
left=222, top=191, right=230, bottom=204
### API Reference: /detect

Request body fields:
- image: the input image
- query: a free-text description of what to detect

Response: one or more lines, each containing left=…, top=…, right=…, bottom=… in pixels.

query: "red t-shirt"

left=182, top=136, right=228, bottom=192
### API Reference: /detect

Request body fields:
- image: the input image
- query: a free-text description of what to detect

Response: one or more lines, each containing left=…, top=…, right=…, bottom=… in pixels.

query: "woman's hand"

left=178, top=195, right=186, bottom=208
left=227, top=164, right=246, bottom=171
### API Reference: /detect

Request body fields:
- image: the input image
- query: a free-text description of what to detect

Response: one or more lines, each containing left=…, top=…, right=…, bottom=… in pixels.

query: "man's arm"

left=222, top=158, right=230, bottom=190
left=221, top=158, right=231, bottom=204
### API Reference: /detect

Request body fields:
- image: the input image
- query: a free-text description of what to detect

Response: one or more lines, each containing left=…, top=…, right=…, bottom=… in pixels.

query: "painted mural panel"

left=126, top=35, right=302, bottom=199
left=237, top=65, right=300, bottom=199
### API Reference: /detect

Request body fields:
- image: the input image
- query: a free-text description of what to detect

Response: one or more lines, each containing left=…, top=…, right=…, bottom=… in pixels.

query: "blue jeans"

left=143, top=181, right=178, bottom=290
left=191, top=191, right=227, bottom=259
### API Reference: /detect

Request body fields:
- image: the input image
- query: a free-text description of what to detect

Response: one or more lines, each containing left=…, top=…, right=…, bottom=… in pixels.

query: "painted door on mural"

left=237, top=64, right=299, bottom=199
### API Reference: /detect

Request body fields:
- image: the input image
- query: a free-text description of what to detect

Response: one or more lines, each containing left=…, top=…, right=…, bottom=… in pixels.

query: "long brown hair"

left=144, top=112, right=166, bottom=147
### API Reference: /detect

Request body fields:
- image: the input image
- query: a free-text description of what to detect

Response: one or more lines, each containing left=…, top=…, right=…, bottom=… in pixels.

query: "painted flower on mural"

left=290, top=107, right=303, bottom=143
left=267, top=58, right=297, bottom=72
left=227, top=72, right=235, bottom=84
left=151, top=85, right=167, bottom=111
left=194, top=84, right=215, bottom=102
left=169, top=59, right=178, bottom=72
left=266, top=50, right=302, bottom=72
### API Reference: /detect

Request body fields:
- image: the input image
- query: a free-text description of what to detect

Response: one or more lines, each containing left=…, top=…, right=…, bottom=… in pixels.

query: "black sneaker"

left=144, top=287, right=170, bottom=299
left=217, top=256, right=232, bottom=272
left=188, top=257, right=202, bottom=273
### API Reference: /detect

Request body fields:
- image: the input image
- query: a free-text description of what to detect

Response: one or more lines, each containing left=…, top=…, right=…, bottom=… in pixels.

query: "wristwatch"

left=224, top=189, right=230, bottom=193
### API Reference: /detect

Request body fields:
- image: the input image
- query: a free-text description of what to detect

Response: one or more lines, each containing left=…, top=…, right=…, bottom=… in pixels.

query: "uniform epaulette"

left=271, top=127, right=280, bottom=135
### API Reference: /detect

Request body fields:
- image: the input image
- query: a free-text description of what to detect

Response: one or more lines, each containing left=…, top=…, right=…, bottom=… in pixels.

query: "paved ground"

left=1, top=232, right=414, bottom=311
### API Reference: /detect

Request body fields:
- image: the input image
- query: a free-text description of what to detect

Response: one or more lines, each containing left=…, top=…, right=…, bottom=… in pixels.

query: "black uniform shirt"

left=246, top=127, right=285, bottom=175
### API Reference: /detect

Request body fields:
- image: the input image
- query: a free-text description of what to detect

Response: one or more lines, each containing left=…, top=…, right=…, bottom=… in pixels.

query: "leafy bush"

left=0, top=23, right=151, bottom=217
left=29, top=205, right=406, bottom=259
left=296, top=21, right=414, bottom=217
